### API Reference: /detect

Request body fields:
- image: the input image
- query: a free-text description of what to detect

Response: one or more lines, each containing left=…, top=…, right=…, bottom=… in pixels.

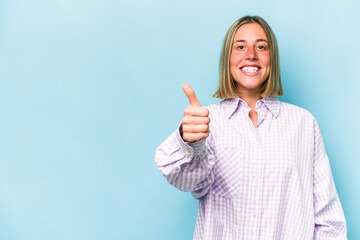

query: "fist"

left=181, top=83, right=210, bottom=142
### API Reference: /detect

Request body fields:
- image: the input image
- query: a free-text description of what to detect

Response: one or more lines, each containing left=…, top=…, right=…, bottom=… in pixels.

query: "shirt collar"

left=261, top=97, right=280, bottom=118
left=222, top=97, right=280, bottom=119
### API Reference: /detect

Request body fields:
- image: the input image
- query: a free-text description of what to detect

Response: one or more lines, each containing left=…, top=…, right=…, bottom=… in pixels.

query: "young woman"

left=155, top=16, right=347, bottom=240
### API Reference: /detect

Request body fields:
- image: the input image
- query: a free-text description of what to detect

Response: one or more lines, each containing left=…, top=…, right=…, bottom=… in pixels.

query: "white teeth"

left=241, top=67, right=259, bottom=72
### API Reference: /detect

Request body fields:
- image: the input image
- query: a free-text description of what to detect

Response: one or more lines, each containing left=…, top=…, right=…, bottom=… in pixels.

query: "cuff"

left=176, top=123, right=207, bottom=159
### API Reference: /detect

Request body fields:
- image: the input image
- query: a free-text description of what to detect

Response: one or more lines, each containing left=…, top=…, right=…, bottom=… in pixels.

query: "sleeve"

left=154, top=123, right=216, bottom=199
left=313, top=118, right=347, bottom=239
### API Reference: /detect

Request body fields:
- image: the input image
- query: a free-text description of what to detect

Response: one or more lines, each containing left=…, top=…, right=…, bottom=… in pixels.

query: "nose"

left=245, top=46, right=257, bottom=60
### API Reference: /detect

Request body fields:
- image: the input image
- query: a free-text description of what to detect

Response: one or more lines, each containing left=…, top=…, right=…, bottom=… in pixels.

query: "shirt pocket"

left=211, top=146, right=245, bottom=198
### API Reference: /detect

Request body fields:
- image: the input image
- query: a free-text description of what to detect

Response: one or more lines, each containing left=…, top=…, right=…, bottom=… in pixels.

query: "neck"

left=238, top=90, right=262, bottom=111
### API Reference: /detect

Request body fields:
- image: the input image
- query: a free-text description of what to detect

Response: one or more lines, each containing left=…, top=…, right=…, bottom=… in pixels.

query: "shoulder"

left=206, top=99, right=236, bottom=119
left=207, top=99, right=229, bottom=111
left=279, top=101, right=315, bottom=120
left=278, top=101, right=318, bottom=132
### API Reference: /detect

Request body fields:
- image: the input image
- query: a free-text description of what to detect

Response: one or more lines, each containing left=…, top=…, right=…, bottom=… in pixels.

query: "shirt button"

left=186, top=151, right=191, bottom=156
left=252, top=213, right=257, bottom=218
left=254, top=176, right=259, bottom=182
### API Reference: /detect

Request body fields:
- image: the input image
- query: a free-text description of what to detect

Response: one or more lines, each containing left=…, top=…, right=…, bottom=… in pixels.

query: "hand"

left=181, top=83, right=210, bottom=142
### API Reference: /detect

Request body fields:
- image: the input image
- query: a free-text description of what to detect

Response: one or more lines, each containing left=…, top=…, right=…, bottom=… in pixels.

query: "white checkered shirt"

left=155, top=97, right=347, bottom=240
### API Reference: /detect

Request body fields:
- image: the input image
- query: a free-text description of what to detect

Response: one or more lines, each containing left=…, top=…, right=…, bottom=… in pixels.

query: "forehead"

left=233, top=23, right=268, bottom=42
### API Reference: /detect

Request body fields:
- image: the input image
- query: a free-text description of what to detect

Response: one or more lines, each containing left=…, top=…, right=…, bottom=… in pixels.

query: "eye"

left=257, top=45, right=268, bottom=50
left=237, top=45, right=245, bottom=50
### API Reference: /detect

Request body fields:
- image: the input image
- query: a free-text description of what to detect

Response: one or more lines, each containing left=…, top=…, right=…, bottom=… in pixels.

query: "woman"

left=155, top=16, right=347, bottom=239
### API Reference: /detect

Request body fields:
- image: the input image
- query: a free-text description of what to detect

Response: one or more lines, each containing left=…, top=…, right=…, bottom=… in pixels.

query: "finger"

left=182, top=116, right=210, bottom=125
left=184, top=106, right=209, bottom=117
left=182, top=124, right=209, bottom=133
left=182, top=83, right=201, bottom=107
left=182, top=132, right=209, bottom=143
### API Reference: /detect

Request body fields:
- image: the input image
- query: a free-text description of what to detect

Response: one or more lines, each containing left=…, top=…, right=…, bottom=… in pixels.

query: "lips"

left=240, top=65, right=261, bottom=76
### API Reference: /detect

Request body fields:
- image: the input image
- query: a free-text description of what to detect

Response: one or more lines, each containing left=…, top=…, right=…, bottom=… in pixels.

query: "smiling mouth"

left=240, top=66, right=260, bottom=73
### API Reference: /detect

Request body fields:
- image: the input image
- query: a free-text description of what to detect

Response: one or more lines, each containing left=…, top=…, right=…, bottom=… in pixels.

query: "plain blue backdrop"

left=0, top=0, right=359, bottom=239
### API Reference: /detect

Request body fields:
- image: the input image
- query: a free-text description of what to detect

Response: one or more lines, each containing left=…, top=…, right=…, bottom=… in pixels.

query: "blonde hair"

left=213, top=16, right=284, bottom=98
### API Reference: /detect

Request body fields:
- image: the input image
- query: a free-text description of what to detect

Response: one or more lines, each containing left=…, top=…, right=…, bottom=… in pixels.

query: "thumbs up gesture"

left=181, top=83, right=210, bottom=142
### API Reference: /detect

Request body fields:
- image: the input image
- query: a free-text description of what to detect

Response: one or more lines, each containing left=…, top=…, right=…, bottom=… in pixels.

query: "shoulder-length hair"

left=213, top=16, right=284, bottom=99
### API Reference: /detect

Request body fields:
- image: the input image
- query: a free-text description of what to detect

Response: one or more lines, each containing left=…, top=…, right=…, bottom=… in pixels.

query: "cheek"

left=265, top=59, right=271, bottom=76
left=230, top=52, right=243, bottom=67
left=259, top=53, right=271, bottom=67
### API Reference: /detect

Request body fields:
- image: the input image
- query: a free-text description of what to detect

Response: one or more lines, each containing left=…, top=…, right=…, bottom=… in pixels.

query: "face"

left=230, top=23, right=271, bottom=96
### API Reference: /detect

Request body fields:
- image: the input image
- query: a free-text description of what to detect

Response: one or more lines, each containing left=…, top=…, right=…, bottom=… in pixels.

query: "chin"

left=237, top=81, right=263, bottom=91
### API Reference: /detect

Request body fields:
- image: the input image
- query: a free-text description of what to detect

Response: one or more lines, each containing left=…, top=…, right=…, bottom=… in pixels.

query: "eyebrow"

left=234, top=39, right=268, bottom=43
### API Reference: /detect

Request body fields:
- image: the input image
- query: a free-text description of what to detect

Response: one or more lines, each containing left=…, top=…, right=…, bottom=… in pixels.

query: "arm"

left=155, top=124, right=215, bottom=198
left=154, top=84, right=216, bottom=199
left=313, top=119, right=347, bottom=239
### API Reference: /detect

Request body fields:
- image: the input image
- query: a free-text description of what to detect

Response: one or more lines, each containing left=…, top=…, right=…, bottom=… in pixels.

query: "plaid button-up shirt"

left=155, top=97, right=347, bottom=240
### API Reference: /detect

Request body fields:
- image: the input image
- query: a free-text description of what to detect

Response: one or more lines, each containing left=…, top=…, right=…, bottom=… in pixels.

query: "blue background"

left=0, top=0, right=359, bottom=239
